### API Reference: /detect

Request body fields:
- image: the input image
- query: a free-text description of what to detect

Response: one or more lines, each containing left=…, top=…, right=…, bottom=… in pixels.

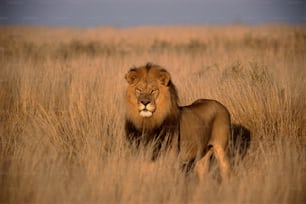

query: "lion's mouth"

left=140, top=109, right=153, bottom=117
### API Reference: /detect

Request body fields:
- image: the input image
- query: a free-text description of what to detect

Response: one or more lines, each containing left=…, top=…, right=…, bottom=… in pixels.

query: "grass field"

left=0, top=25, right=305, bottom=203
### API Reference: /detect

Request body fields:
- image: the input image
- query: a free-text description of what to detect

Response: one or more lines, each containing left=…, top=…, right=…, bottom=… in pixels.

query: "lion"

left=124, top=63, right=242, bottom=181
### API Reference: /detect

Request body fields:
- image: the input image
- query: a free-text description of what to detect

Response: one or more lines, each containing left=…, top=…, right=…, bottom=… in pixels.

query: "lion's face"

left=125, top=64, right=174, bottom=130
left=134, top=82, right=159, bottom=118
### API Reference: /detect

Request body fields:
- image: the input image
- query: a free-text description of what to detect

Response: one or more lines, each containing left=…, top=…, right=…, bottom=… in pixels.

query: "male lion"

left=124, top=63, right=232, bottom=181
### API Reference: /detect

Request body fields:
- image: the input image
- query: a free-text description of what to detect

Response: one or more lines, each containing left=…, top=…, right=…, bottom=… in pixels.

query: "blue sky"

left=0, top=0, right=305, bottom=27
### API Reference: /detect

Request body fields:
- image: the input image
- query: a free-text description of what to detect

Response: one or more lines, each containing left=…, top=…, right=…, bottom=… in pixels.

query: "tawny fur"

left=124, top=63, right=230, bottom=181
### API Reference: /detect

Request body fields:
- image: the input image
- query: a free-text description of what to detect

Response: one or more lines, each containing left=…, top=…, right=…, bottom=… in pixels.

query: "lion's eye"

left=151, top=89, right=159, bottom=95
left=135, top=89, right=141, bottom=95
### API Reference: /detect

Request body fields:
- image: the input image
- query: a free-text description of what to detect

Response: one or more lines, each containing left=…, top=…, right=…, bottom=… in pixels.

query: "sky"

left=0, top=0, right=305, bottom=27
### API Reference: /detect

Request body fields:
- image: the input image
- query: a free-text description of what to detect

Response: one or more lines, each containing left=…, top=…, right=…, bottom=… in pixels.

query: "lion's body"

left=179, top=99, right=230, bottom=164
left=124, top=63, right=230, bottom=180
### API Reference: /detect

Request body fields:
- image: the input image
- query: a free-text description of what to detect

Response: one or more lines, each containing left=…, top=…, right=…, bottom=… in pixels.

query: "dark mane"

left=125, top=112, right=180, bottom=160
left=168, top=80, right=179, bottom=107
left=145, top=62, right=153, bottom=71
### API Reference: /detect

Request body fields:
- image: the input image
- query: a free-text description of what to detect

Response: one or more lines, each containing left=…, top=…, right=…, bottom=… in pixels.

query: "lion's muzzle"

left=140, top=110, right=153, bottom=117
left=138, top=99, right=155, bottom=118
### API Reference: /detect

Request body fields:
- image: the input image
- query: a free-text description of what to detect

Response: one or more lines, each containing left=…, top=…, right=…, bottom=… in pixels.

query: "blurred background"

left=0, top=0, right=305, bottom=27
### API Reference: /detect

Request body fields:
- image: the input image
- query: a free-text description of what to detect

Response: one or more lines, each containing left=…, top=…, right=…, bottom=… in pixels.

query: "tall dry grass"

left=0, top=25, right=305, bottom=203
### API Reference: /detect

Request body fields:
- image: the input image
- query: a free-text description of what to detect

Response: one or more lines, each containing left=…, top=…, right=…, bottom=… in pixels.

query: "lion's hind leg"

left=195, top=145, right=229, bottom=182
left=213, top=144, right=230, bottom=181
left=195, top=147, right=214, bottom=182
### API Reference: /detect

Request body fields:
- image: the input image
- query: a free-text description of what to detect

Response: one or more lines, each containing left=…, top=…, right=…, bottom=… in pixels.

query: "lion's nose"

left=140, top=99, right=150, bottom=106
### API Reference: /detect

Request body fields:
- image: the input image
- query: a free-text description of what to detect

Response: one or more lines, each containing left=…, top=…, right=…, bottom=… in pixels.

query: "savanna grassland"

left=0, top=25, right=305, bottom=204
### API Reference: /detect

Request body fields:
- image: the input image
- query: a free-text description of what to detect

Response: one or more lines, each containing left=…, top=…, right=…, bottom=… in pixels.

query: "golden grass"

left=0, top=25, right=305, bottom=203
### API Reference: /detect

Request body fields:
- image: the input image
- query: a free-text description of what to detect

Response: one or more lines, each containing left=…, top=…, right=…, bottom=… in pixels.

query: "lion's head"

left=125, top=63, right=179, bottom=132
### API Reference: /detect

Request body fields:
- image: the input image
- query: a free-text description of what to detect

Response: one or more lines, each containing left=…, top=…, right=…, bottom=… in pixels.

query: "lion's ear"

left=125, top=69, right=139, bottom=84
left=159, top=70, right=170, bottom=86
